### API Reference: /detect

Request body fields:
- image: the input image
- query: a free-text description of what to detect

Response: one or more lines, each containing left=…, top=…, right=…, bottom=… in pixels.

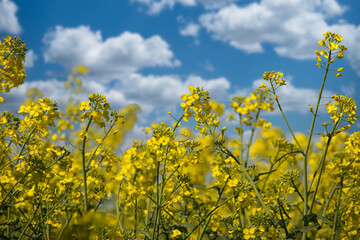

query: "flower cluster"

left=79, top=93, right=111, bottom=128
left=180, top=85, right=219, bottom=136
left=325, top=93, right=358, bottom=132
left=260, top=71, right=285, bottom=99
left=18, top=97, right=59, bottom=137
left=315, top=31, right=347, bottom=72
left=230, top=88, right=273, bottom=129
left=0, top=36, right=27, bottom=102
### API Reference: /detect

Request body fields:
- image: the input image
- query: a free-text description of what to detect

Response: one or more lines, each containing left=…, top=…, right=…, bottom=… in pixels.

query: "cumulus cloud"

left=0, top=79, right=67, bottom=113
left=132, top=0, right=239, bottom=13
left=132, top=0, right=196, bottom=14
left=197, top=0, right=239, bottom=9
left=1, top=72, right=231, bottom=118
left=43, top=26, right=180, bottom=78
left=180, top=22, right=200, bottom=37
left=330, top=24, right=360, bottom=76
left=340, top=82, right=356, bottom=97
left=109, top=73, right=230, bottom=113
left=0, top=0, right=21, bottom=33
left=24, top=50, right=38, bottom=68
left=198, top=0, right=360, bottom=75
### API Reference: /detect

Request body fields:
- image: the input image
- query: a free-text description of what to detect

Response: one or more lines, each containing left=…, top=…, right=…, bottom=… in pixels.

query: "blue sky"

left=1, top=0, right=360, bottom=141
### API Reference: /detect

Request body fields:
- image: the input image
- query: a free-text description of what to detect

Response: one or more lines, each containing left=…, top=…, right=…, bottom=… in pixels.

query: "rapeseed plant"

left=0, top=32, right=359, bottom=239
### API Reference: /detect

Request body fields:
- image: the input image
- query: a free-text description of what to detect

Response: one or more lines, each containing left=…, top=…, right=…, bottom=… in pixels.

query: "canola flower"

left=0, top=32, right=360, bottom=240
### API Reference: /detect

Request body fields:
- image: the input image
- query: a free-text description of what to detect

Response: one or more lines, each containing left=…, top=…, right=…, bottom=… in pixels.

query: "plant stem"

left=18, top=200, right=42, bottom=240
left=220, top=146, right=277, bottom=225
left=81, top=116, right=93, bottom=214
left=199, top=178, right=229, bottom=240
left=331, top=175, right=344, bottom=240
left=274, top=98, right=304, bottom=155
left=16, top=125, right=37, bottom=164
left=151, top=162, right=161, bottom=240
left=244, top=110, right=260, bottom=167
left=185, top=193, right=235, bottom=240
left=302, top=50, right=332, bottom=240
left=309, top=135, right=332, bottom=213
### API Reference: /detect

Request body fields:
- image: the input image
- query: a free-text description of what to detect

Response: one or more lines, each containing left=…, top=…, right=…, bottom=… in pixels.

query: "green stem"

left=16, top=125, right=37, bottom=164
left=320, top=183, right=337, bottom=226
left=0, top=171, right=30, bottom=208
left=85, top=118, right=117, bottom=170
left=115, top=179, right=124, bottom=234
left=7, top=205, right=10, bottom=237
left=261, top=149, right=280, bottom=193
left=151, top=162, right=161, bottom=240
left=302, top=50, right=332, bottom=239
left=81, top=116, right=93, bottom=214
left=220, top=146, right=277, bottom=225
left=239, top=113, right=244, bottom=163
left=309, top=136, right=332, bottom=213
left=18, top=200, right=42, bottom=240
left=55, top=202, right=83, bottom=240
left=278, top=200, right=289, bottom=238
left=199, top=178, right=229, bottom=240
left=244, top=110, right=260, bottom=167
left=172, top=113, right=184, bottom=133
left=331, top=175, right=343, bottom=240
left=274, top=97, right=304, bottom=155
left=309, top=118, right=341, bottom=213
left=185, top=193, right=235, bottom=240
left=134, top=199, right=138, bottom=235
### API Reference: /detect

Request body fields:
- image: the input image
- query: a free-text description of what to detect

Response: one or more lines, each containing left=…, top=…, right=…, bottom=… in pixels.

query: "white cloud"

left=43, top=26, right=180, bottom=78
left=330, top=24, right=360, bottom=76
left=0, top=0, right=21, bottom=33
left=133, top=0, right=239, bottom=13
left=1, top=72, right=231, bottom=119
left=0, top=79, right=67, bottom=113
left=197, top=0, right=239, bottom=9
left=113, top=73, right=230, bottom=113
left=198, top=0, right=360, bottom=75
left=132, top=0, right=196, bottom=14
left=340, top=82, right=356, bottom=97
left=180, top=22, right=200, bottom=37
left=24, top=50, right=38, bottom=68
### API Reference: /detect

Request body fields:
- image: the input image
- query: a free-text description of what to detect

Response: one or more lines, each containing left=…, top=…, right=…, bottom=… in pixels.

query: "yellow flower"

left=78, top=130, right=88, bottom=139
left=27, top=185, right=36, bottom=197
left=221, top=126, right=227, bottom=135
left=171, top=229, right=182, bottom=238
left=72, top=65, right=89, bottom=74
left=309, top=105, right=313, bottom=113
left=243, top=227, right=256, bottom=239
left=51, top=133, right=58, bottom=141
left=259, top=82, right=267, bottom=88
left=79, top=101, right=90, bottom=111
left=318, top=39, right=326, bottom=46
